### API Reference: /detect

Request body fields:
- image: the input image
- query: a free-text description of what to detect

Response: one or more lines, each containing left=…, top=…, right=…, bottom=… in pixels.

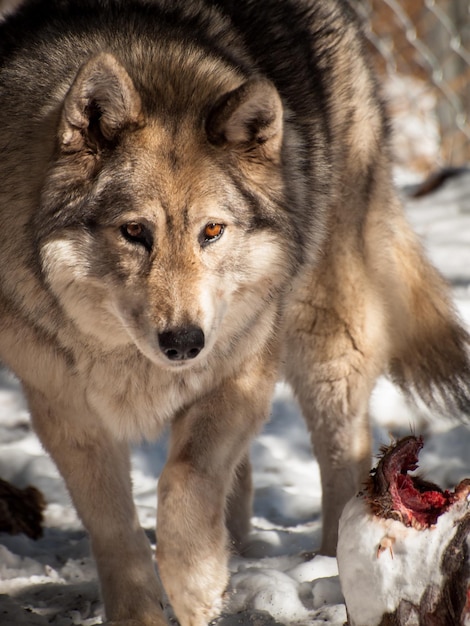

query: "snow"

left=1, top=171, right=470, bottom=625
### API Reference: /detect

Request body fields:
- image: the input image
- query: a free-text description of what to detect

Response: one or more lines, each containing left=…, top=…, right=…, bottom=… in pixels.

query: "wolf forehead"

left=35, top=43, right=291, bottom=235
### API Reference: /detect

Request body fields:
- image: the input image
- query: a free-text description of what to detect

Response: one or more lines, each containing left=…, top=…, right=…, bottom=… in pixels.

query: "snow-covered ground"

left=0, top=171, right=469, bottom=626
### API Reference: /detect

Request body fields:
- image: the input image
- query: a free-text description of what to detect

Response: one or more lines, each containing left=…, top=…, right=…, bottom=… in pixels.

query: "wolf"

left=0, top=0, right=469, bottom=624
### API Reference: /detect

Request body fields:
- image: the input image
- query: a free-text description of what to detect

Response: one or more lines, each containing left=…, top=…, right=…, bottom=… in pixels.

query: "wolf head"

left=37, top=52, right=300, bottom=369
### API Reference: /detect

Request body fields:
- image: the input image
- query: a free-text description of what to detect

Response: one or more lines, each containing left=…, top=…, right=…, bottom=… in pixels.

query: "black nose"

left=158, top=326, right=205, bottom=361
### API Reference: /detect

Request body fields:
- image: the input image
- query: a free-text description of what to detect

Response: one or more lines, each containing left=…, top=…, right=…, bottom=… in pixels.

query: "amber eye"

left=202, top=223, right=225, bottom=244
left=125, top=222, right=143, bottom=238
left=120, top=222, right=153, bottom=251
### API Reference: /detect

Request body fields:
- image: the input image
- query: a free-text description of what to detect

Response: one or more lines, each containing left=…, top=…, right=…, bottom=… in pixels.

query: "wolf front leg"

left=156, top=360, right=277, bottom=626
left=25, top=387, right=166, bottom=626
left=284, top=253, right=388, bottom=556
left=225, top=453, right=253, bottom=552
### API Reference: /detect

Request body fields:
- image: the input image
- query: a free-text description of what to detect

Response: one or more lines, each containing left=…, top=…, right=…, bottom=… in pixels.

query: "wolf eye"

left=202, top=223, right=225, bottom=245
left=120, top=222, right=153, bottom=251
left=125, top=222, right=143, bottom=238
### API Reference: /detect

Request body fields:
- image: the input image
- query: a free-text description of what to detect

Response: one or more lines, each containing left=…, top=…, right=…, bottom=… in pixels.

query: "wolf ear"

left=60, top=52, right=144, bottom=153
left=206, top=78, right=283, bottom=160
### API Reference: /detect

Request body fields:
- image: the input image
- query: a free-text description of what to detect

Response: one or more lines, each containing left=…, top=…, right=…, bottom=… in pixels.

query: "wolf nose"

left=158, top=326, right=205, bottom=361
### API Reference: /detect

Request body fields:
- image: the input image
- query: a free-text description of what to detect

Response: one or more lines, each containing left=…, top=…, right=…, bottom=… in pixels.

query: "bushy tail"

left=385, top=224, right=470, bottom=418
left=390, top=304, right=470, bottom=417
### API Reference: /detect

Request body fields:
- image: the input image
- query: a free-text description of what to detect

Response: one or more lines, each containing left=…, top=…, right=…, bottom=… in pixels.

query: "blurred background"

left=349, top=0, right=470, bottom=176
